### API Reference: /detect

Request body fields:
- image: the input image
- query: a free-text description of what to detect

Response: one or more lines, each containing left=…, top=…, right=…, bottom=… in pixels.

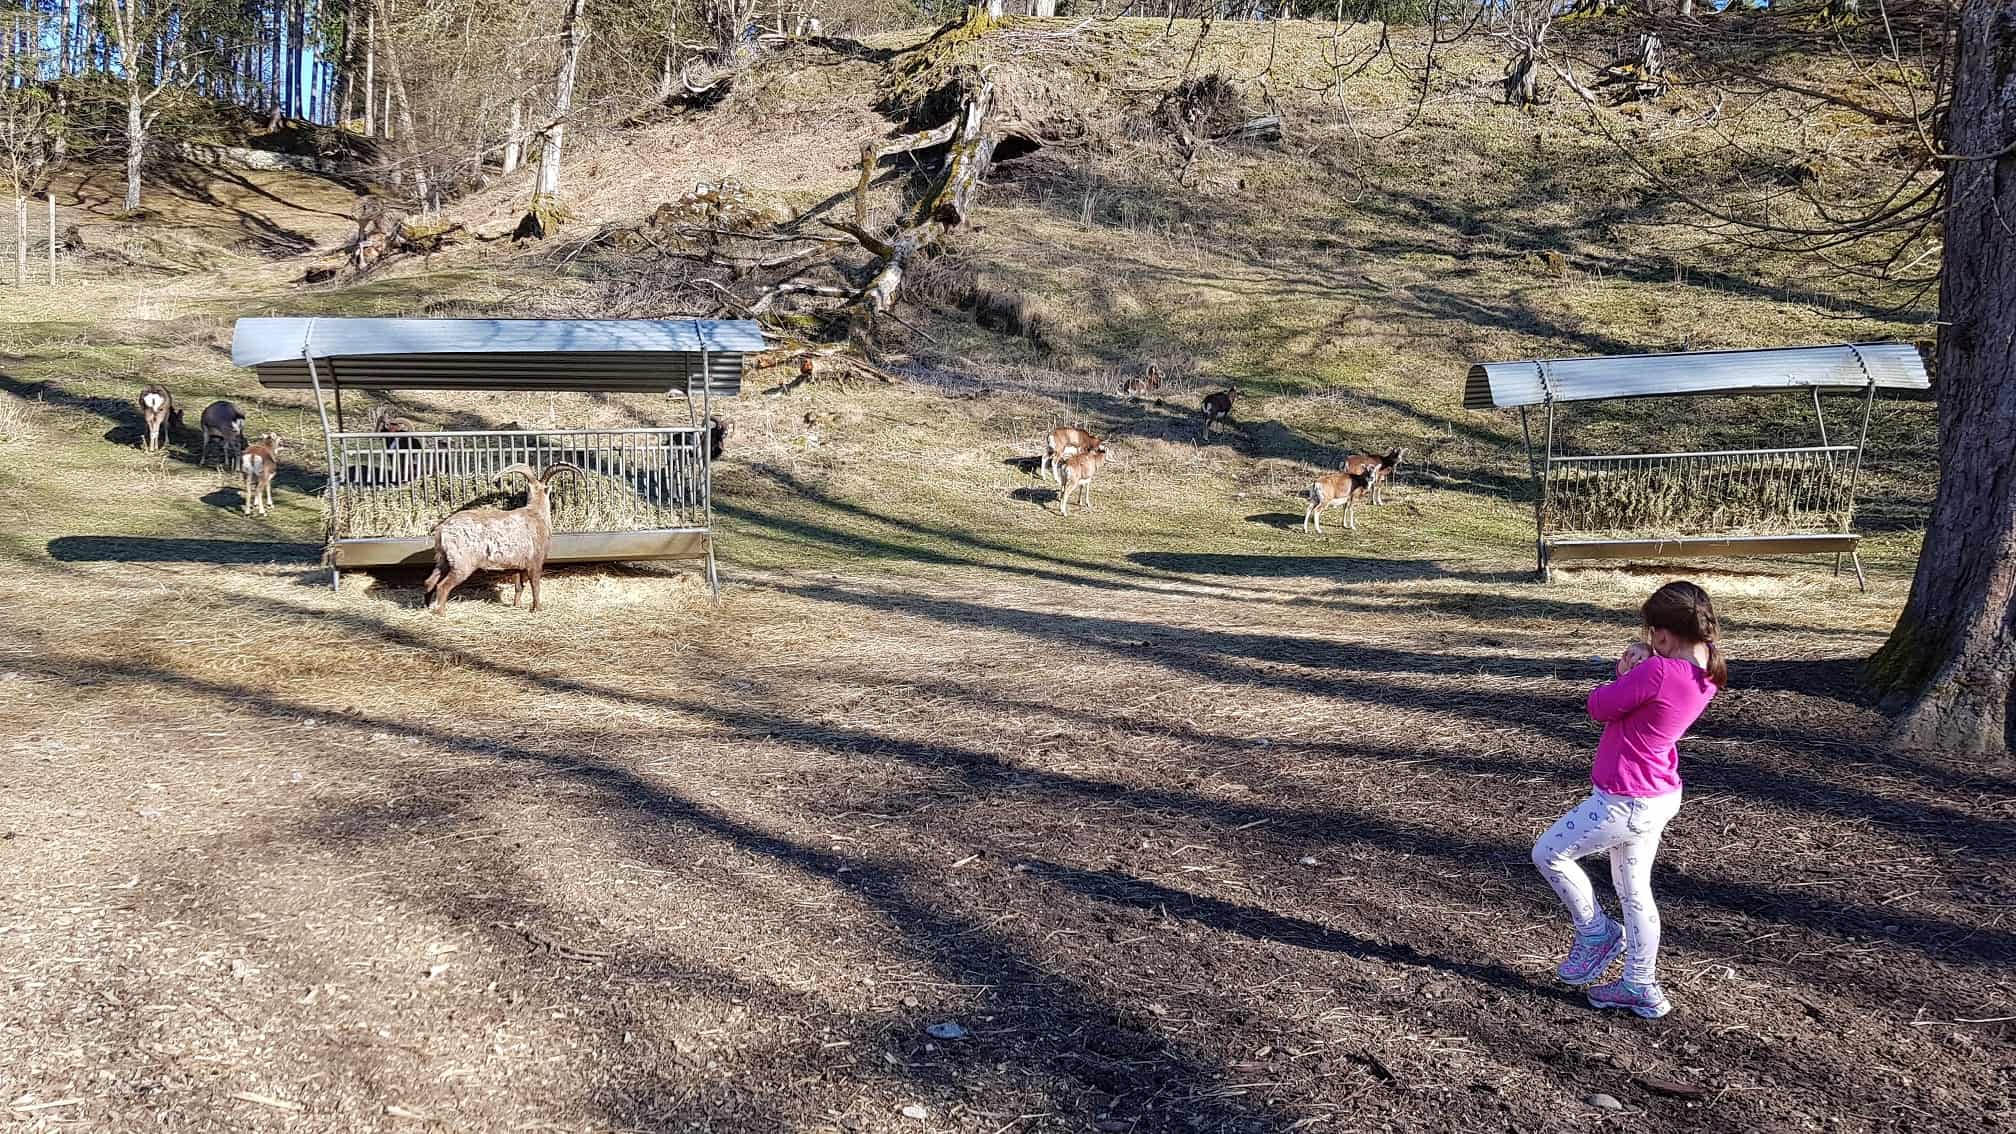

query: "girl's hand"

left=1616, top=642, right=1651, bottom=678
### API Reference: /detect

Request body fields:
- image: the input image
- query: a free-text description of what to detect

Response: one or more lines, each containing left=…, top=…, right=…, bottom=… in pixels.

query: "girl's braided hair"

left=1643, top=580, right=1728, bottom=687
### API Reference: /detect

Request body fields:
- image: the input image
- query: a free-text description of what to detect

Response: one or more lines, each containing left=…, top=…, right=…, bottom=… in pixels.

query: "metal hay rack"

left=1464, top=342, right=1932, bottom=590
left=231, top=317, right=766, bottom=598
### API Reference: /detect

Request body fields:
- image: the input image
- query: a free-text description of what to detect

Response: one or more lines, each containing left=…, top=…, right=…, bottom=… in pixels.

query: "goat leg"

left=431, top=566, right=475, bottom=615
left=529, top=566, right=543, bottom=613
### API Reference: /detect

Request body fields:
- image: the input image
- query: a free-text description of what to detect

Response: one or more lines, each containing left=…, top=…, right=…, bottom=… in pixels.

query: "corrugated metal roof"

left=232, top=317, right=764, bottom=394
left=1463, top=342, right=1931, bottom=410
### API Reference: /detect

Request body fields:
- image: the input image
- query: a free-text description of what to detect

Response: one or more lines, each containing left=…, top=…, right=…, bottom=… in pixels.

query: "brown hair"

left=1642, top=580, right=1727, bottom=688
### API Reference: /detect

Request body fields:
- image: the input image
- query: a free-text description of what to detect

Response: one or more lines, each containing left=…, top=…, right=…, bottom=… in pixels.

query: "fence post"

left=47, top=194, right=55, bottom=286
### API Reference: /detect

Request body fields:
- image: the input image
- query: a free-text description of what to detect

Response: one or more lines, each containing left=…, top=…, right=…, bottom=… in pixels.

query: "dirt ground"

left=2, top=534, right=2011, bottom=1132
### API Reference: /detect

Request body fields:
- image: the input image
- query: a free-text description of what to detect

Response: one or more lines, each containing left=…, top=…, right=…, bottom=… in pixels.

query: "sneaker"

left=1587, top=978, right=1672, bottom=1019
left=1557, top=922, right=1626, bottom=985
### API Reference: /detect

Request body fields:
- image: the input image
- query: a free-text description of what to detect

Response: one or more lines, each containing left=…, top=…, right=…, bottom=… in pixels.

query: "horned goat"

left=424, top=462, right=580, bottom=615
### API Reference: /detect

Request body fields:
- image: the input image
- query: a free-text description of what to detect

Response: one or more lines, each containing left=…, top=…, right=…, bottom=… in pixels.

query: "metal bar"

left=1812, top=386, right=1830, bottom=449
left=1549, top=445, right=1857, bottom=464
left=1519, top=405, right=1542, bottom=577
left=1540, top=399, right=1555, bottom=582
left=697, top=319, right=716, bottom=602
left=302, top=337, right=340, bottom=591
left=1845, top=376, right=1877, bottom=528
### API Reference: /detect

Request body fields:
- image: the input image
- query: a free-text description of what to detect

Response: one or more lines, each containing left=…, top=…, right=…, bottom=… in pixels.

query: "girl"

left=1531, top=580, right=1725, bottom=1019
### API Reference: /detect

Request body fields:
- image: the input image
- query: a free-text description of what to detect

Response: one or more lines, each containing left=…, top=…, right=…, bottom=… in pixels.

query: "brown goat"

left=1120, top=364, right=1165, bottom=396
left=424, top=462, right=580, bottom=615
left=1041, top=425, right=1098, bottom=484
left=239, top=434, right=282, bottom=517
left=136, top=384, right=181, bottom=452
left=1303, top=470, right=1372, bottom=534
left=1200, top=386, right=1240, bottom=437
left=1057, top=445, right=1109, bottom=516
left=1342, top=447, right=1405, bottom=505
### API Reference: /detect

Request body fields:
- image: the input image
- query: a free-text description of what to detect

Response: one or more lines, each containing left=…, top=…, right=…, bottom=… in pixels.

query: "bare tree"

left=97, top=0, right=236, bottom=213
left=536, top=0, right=589, bottom=198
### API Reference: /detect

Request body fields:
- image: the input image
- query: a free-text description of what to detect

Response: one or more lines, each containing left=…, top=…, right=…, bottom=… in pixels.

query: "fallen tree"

left=827, top=79, right=997, bottom=318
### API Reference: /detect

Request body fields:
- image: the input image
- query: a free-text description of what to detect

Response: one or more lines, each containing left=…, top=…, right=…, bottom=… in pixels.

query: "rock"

left=901, top=996, right=920, bottom=1009
left=899, top=1103, right=929, bottom=1120
left=925, top=1022, right=967, bottom=1040
left=1299, top=856, right=1319, bottom=866
left=1586, top=1093, right=1625, bottom=1111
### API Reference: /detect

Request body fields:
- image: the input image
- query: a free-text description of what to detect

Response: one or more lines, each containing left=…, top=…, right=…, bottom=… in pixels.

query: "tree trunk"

left=1870, top=3, right=2016, bottom=752
left=364, top=8, right=376, bottom=137
left=338, top=2, right=355, bottom=125
left=373, top=0, right=425, bottom=203
left=123, top=81, right=143, bottom=212
left=60, top=0, right=75, bottom=74
left=503, top=93, right=523, bottom=174
left=536, top=0, right=587, bottom=198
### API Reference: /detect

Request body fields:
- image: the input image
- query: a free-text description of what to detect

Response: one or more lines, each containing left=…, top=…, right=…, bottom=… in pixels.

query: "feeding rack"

left=1464, top=342, right=1931, bottom=589
left=231, top=316, right=765, bottom=597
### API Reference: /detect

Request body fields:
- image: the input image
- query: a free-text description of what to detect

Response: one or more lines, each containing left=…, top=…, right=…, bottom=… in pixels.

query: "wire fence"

left=0, top=194, right=64, bottom=288
left=1544, top=446, right=1859, bottom=539
left=327, top=426, right=710, bottom=541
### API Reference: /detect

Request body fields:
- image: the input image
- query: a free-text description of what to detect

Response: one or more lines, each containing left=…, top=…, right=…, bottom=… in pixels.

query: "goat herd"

left=137, top=384, right=282, bottom=517
left=129, top=365, right=1399, bottom=614
left=1038, top=366, right=1406, bottom=532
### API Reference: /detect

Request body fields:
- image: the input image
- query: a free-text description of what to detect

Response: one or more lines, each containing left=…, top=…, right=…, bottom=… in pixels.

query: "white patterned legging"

left=1531, top=788, right=1684, bottom=984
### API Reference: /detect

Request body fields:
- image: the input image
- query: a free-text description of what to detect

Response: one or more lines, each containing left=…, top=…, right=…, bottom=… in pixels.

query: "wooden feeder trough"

left=1464, top=342, right=1932, bottom=590
left=231, top=317, right=765, bottom=597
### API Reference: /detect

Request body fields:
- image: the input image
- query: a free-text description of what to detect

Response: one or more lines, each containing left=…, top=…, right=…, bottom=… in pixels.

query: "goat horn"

left=539, top=461, right=582, bottom=483
left=496, top=463, right=539, bottom=483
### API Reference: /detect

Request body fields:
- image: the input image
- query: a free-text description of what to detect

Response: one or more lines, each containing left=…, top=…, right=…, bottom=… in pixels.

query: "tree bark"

left=364, top=8, right=376, bottom=137
left=1871, top=3, right=2016, bottom=752
left=123, top=81, right=143, bottom=212
left=373, top=0, right=425, bottom=203
left=536, top=0, right=587, bottom=198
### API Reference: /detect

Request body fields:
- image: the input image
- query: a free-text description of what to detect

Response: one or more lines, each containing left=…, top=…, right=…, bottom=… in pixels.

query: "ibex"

left=1302, top=470, right=1373, bottom=534
left=198, top=401, right=247, bottom=469
left=425, top=462, right=580, bottom=615
left=136, top=384, right=181, bottom=452
left=239, top=434, right=282, bottom=517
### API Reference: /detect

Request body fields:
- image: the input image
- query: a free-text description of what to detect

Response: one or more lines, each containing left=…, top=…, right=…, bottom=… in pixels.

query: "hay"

left=328, top=469, right=698, bottom=541
left=1547, top=456, right=1855, bottom=538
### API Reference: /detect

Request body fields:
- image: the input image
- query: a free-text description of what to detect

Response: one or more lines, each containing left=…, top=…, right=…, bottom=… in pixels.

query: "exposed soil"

left=2, top=546, right=2010, bottom=1133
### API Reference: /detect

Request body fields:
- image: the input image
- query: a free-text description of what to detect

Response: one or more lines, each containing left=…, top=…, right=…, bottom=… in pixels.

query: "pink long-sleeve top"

left=1586, top=655, right=1717, bottom=797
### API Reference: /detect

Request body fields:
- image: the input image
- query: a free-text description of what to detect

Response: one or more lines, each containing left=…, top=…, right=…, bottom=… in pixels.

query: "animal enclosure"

left=230, top=317, right=763, bottom=595
left=1464, top=343, right=1931, bottom=588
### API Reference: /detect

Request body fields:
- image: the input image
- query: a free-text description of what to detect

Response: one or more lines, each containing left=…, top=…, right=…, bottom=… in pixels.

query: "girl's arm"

left=1589, top=658, right=1663, bottom=723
